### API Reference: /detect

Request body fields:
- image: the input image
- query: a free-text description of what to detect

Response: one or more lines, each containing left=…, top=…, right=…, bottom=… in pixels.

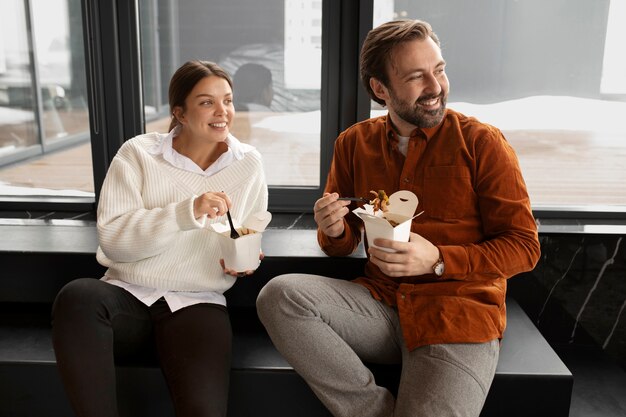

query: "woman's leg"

left=51, top=278, right=153, bottom=417
left=151, top=301, right=232, bottom=417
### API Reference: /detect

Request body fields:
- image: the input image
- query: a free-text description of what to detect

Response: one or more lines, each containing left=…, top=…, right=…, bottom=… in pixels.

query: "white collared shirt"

left=102, top=127, right=254, bottom=312
left=150, top=125, right=255, bottom=177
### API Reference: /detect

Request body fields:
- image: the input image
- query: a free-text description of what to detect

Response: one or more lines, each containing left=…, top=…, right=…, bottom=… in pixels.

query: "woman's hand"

left=220, top=251, right=264, bottom=277
left=194, top=191, right=231, bottom=219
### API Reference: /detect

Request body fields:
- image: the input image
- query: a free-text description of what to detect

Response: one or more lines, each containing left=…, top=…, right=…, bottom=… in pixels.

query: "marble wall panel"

left=512, top=234, right=625, bottom=370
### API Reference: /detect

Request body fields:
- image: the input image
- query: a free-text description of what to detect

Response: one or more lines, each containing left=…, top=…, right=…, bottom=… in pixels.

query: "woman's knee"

left=52, top=278, right=111, bottom=322
left=54, top=278, right=96, bottom=308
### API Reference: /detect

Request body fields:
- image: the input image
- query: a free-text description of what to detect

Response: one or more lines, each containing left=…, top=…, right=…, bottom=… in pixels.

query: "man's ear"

left=370, top=78, right=389, bottom=103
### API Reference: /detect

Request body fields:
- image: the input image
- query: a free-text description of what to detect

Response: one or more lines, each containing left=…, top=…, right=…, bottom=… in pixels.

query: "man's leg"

left=395, top=339, right=500, bottom=417
left=257, top=274, right=401, bottom=417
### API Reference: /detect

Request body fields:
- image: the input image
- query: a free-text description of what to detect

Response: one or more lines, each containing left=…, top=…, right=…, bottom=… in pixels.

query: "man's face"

left=378, top=37, right=449, bottom=131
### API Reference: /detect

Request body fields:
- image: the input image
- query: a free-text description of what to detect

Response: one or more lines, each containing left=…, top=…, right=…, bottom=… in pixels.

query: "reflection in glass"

left=0, top=0, right=38, bottom=159
left=140, top=0, right=322, bottom=187
left=0, top=0, right=93, bottom=197
left=372, top=0, right=626, bottom=208
left=32, top=0, right=90, bottom=145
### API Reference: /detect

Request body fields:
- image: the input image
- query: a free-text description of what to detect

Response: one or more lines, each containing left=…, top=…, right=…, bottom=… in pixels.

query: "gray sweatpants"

left=256, top=274, right=499, bottom=417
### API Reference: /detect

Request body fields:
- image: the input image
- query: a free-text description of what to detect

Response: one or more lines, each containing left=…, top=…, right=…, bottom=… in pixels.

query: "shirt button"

left=400, top=294, right=406, bottom=300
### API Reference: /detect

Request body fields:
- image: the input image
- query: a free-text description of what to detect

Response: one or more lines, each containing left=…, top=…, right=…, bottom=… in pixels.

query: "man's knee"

left=256, top=274, right=298, bottom=324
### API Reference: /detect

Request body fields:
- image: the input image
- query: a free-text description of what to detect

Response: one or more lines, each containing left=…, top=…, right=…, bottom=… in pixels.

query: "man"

left=257, top=19, right=540, bottom=417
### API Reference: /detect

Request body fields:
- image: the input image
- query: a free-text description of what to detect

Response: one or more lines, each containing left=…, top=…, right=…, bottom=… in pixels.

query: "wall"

left=511, top=232, right=626, bottom=369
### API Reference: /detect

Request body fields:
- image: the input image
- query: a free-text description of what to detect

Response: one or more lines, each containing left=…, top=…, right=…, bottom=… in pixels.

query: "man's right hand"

left=313, top=193, right=352, bottom=238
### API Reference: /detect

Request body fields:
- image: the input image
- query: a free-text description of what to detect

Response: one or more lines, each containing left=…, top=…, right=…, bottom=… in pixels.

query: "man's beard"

left=388, top=89, right=447, bottom=129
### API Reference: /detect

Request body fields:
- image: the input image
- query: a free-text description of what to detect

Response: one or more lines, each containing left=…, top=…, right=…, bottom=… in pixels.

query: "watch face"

left=434, top=261, right=444, bottom=276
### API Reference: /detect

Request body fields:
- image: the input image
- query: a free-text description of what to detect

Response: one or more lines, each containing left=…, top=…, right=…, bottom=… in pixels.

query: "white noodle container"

left=209, top=211, right=272, bottom=272
left=353, top=190, right=421, bottom=253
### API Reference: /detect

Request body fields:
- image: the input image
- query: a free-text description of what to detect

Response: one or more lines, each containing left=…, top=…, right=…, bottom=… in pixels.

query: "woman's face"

left=175, top=75, right=234, bottom=143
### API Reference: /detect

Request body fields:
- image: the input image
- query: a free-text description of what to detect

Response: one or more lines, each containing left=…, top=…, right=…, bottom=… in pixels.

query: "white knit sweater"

left=96, top=132, right=268, bottom=293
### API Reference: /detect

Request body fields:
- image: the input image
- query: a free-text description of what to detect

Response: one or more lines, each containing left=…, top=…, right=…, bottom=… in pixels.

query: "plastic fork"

left=226, top=210, right=241, bottom=239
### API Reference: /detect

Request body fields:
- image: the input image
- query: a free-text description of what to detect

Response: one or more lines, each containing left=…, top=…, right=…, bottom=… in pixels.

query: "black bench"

left=0, top=224, right=573, bottom=416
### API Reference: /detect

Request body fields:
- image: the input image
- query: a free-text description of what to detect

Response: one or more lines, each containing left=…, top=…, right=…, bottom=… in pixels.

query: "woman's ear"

left=370, top=78, right=389, bottom=103
left=173, top=106, right=185, bottom=125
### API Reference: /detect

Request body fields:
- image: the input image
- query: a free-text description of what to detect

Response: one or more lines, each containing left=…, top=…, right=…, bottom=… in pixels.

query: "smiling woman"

left=50, top=59, right=269, bottom=417
left=169, top=62, right=235, bottom=171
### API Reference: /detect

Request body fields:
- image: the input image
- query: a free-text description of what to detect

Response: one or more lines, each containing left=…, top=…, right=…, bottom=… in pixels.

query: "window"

left=0, top=0, right=92, bottom=200
left=139, top=0, right=323, bottom=188
left=135, top=0, right=350, bottom=212
left=372, top=0, right=626, bottom=212
left=4, top=0, right=623, bottom=217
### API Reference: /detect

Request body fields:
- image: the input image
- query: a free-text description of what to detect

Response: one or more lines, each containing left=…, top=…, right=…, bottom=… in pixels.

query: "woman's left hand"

left=220, top=251, right=264, bottom=277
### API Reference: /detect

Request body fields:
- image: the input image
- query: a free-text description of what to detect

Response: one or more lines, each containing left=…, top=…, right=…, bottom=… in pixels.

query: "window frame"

left=1, top=0, right=626, bottom=220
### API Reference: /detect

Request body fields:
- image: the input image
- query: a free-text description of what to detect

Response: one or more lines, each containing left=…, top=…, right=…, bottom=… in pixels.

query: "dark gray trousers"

left=257, top=274, right=499, bottom=417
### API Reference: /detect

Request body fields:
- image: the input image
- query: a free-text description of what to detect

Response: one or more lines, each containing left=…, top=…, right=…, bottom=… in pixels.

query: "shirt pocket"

left=423, top=166, right=475, bottom=220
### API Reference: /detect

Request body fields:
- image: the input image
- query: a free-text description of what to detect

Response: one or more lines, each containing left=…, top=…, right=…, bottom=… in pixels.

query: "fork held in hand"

left=338, top=197, right=369, bottom=203
left=226, top=210, right=241, bottom=239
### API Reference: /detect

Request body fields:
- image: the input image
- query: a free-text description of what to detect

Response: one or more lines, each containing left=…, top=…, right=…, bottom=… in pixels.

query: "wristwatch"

left=432, top=258, right=445, bottom=277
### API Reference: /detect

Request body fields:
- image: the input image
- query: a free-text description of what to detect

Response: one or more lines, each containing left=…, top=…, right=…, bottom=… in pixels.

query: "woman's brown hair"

left=167, top=60, right=233, bottom=132
left=360, top=19, right=440, bottom=106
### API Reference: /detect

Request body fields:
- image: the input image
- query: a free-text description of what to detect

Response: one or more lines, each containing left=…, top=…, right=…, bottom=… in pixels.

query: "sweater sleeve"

left=96, top=148, right=202, bottom=263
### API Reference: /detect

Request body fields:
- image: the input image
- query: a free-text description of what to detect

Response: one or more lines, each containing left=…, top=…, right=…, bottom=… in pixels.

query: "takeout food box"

left=209, top=210, right=272, bottom=272
left=353, top=190, right=421, bottom=252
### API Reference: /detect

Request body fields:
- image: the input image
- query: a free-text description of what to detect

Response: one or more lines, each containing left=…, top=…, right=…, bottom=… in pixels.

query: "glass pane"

left=0, top=1, right=38, bottom=163
left=140, top=0, right=322, bottom=188
left=32, top=0, right=90, bottom=144
left=372, top=0, right=626, bottom=209
left=0, top=0, right=93, bottom=197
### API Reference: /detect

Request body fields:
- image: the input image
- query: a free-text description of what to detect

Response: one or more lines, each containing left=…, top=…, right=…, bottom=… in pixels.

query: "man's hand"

left=368, top=232, right=440, bottom=277
left=193, top=191, right=231, bottom=219
left=313, top=192, right=352, bottom=238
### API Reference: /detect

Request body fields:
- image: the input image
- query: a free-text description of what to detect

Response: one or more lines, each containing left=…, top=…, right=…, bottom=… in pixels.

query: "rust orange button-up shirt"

left=318, top=110, right=541, bottom=351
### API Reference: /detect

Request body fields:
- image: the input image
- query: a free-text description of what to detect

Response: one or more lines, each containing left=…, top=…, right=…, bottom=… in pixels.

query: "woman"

left=51, top=60, right=268, bottom=417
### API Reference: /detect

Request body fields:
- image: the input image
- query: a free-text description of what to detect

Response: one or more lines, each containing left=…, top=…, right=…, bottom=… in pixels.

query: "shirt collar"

left=148, top=126, right=254, bottom=176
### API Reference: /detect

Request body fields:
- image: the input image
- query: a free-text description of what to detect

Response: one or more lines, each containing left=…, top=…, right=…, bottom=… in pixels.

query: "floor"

left=555, top=344, right=626, bottom=417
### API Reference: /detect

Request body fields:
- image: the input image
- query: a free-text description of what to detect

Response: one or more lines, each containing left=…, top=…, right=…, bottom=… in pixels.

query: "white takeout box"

left=210, top=211, right=272, bottom=272
left=353, top=190, right=421, bottom=252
